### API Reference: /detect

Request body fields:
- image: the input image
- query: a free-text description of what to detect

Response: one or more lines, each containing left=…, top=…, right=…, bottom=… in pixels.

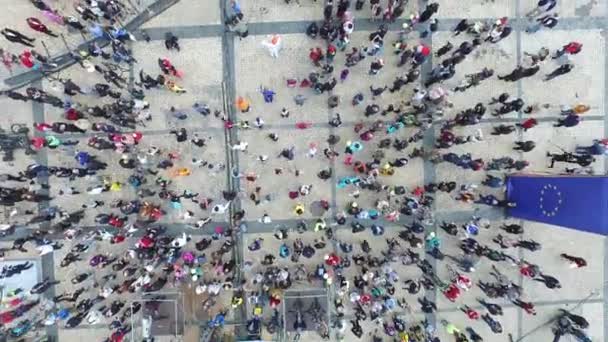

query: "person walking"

left=560, top=253, right=587, bottom=268
left=544, top=63, right=574, bottom=81
left=1, top=28, right=35, bottom=47
left=513, top=140, right=536, bottom=152
left=516, top=118, right=538, bottom=131
left=553, top=41, right=582, bottom=59
left=526, top=0, right=557, bottom=18
left=26, top=18, right=58, bottom=37
left=575, top=139, right=608, bottom=155
left=554, top=113, right=580, bottom=128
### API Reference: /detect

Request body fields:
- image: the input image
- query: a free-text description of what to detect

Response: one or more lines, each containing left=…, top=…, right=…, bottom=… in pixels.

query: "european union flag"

left=506, top=174, right=608, bottom=235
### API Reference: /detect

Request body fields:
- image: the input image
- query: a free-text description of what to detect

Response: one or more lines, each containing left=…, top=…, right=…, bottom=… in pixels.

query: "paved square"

left=0, top=0, right=607, bottom=342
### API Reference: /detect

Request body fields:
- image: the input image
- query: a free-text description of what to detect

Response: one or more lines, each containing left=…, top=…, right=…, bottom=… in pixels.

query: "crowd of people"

left=0, top=0, right=601, bottom=341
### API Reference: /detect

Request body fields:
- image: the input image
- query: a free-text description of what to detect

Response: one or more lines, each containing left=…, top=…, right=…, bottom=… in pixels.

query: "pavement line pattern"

left=417, top=0, right=439, bottom=329
left=603, top=0, right=608, bottom=339
left=4, top=11, right=607, bottom=88
left=219, top=0, right=248, bottom=337
left=2, top=1, right=607, bottom=340
left=0, top=114, right=602, bottom=140
left=513, top=0, right=525, bottom=339
left=31, top=80, right=59, bottom=340
left=137, top=16, right=606, bottom=41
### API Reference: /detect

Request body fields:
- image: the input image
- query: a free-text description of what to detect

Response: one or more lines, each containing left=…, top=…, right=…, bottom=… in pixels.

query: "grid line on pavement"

left=136, top=16, right=607, bottom=43
left=602, top=0, right=608, bottom=339
left=418, top=0, right=438, bottom=328
left=514, top=0, right=525, bottom=339
left=219, top=0, right=248, bottom=338
left=4, top=11, right=607, bottom=89
left=64, top=295, right=606, bottom=330
left=31, top=80, right=59, bottom=340
left=13, top=114, right=603, bottom=142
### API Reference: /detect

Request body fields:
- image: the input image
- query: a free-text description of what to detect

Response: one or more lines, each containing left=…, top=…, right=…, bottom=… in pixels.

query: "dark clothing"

left=513, top=141, right=536, bottom=152
left=1, top=28, right=35, bottom=47
left=545, top=64, right=574, bottom=81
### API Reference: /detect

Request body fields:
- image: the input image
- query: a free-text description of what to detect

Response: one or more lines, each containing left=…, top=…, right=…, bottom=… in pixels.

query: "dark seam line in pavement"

left=128, top=41, right=136, bottom=92
left=514, top=0, right=524, bottom=339
left=14, top=113, right=603, bottom=142
left=348, top=296, right=605, bottom=320
left=0, top=208, right=503, bottom=245
left=32, top=80, right=58, bottom=340
left=4, top=13, right=604, bottom=88
left=328, top=108, right=338, bottom=221
left=226, top=114, right=605, bottom=131
left=1, top=113, right=601, bottom=145
left=77, top=296, right=605, bottom=330
left=603, top=3, right=608, bottom=340
left=38, top=126, right=227, bottom=139
left=205, top=207, right=503, bottom=234
left=31, top=81, right=50, bottom=221
left=324, top=4, right=340, bottom=317
left=0, top=221, right=230, bottom=242
left=324, top=12, right=338, bottom=222
left=221, top=83, right=235, bottom=249
left=0, top=208, right=501, bottom=242
left=135, top=15, right=607, bottom=43
left=417, top=1, right=438, bottom=328
left=220, top=0, right=247, bottom=337
left=41, top=252, right=59, bottom=338
left=604, top=237, right=608, bottom=342
left=136, top=25, right=223, bottom=40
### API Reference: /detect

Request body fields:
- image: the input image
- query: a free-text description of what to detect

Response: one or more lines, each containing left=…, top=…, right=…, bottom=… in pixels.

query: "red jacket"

left=309, top=48, right=323, bottom=62
left=20, top=51, right=34, bottom=68
left=520, top=118, right=538, bottom=129
left=26, top=17, right=48, bottom=33
left=564, top=42, right=582, bottom=54
left=466, top=309, right=480, bottom=320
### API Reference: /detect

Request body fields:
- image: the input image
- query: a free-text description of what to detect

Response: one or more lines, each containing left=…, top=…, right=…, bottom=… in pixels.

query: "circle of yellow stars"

left=539, top=184, right=562, bottom=217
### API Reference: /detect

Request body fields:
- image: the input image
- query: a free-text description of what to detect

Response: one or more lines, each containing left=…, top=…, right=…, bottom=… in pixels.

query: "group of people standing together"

left=0, top=0, right=600, bottom=341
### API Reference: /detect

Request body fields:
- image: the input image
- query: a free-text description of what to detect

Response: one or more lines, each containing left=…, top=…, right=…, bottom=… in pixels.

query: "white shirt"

left=37, top=245, right=54, bottom=255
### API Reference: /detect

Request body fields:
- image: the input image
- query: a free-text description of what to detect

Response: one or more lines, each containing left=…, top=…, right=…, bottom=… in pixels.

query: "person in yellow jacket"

left=293, top=203, right=305, bottom=216
left=173, top=167, right=191, bottom=177
left=165, top=80, right=186, bottom=93
left=380, top=162, right=395, bottom=176
left=110, top=181, right=122, bottom=191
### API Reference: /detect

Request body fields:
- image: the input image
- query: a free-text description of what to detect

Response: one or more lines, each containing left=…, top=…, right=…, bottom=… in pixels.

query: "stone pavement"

left=0, top=0, right=607, bottom=341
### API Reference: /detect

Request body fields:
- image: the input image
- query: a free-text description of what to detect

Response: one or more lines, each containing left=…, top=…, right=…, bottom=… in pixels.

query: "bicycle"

left=306, top=298, right=329, bottom=340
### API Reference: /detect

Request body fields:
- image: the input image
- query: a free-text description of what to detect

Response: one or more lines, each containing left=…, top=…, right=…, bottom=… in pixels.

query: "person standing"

left=419, top=2, right=439, bottom=23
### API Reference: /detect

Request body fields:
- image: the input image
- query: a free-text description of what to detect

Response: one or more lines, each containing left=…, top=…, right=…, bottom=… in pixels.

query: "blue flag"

left=506, top=174, right=608, bottom=235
